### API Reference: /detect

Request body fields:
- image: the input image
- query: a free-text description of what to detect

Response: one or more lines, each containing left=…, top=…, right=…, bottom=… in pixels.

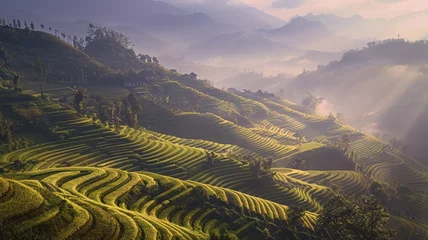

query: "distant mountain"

left=256, top=17, right=331, bottom=48
left=283, top=39, right=428, bottom=115
left=258, top=17, right=330, bottom=37
left=0, top=0, right=239, bottom=55
left=283, top=50, right=342, bottom=65
left=163, top=0, right=284, bottom=31
left=302, top=10, right=428, bottom=41
left=185, top=31, right=300, bottom=61
left=219, top=71, right=292, bottom=92
left=302, top=13, right=364, bottom=32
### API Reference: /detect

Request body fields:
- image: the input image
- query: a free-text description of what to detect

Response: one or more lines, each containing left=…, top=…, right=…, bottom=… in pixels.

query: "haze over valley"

left=1, top=1, right=428, bottom=239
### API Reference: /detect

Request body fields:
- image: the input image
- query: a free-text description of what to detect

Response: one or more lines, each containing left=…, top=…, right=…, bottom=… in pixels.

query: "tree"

left=17, top=20, right=21, bottom=28
left=288, top=158, right=309, bottom=170
left=94, top=94, right=114, bottom=123
left=24, top=21, right=28, bottom=29
left=12, top=19, right=17, bottom=28
left=339, top=134, right=351, bottom=151
left=286, top=207, right=306, bottom=231
left=327, top=112, right=336, bottom=123
left=69, top=86, right=88, bottom=113
left=49, top=27, right=52, bottom=32
left=13, top=75, right=21, bottom=92
left=126, top=92, right=142, bottom=115
left=316, top=195, right=396, bottom=240
left=30, top=22, right=34, bottom=30
left=369, top=181, right=390, bottom=204
left=34, top=56, right=46, bottom=100
left=301, top=94, right=324, bottom=112
left=250, top=160, right=263, bottom=179
left=121, top=98, right=138, bottom=127
left=147, top=56, right=152, bottom=63
left=192, top=186, right=209, bottom=207
left=40, top=24, right=44, bottom=30
left=152, top=57, right=159, bottom=64
left=0, top=113, right=13, bottom=143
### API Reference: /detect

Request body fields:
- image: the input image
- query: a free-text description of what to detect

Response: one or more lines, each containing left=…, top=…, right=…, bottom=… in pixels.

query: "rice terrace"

left=1, top=1, right=428, bottom=239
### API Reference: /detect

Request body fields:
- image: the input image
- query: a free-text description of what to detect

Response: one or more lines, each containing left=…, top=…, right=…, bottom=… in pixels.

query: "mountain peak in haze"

left=257, top=16, right=330, bottom=38
left=302, top=13, right=364, bottom=32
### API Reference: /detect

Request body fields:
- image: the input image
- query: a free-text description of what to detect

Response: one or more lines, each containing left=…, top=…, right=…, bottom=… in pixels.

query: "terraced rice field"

left=1, top=167, right=318, bottom=239
left=281, top=169, right=369, bottom=198
left=141, top=100, right=298, bottom=158
left=2, top=88, right=428, bottom=239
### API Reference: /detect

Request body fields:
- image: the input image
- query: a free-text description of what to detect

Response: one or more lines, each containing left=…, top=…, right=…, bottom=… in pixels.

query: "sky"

left=237, top=0, right=428, bottom=20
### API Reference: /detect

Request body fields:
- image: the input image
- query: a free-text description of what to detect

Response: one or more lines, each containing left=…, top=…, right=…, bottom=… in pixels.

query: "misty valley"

left=1, top=1, right=428, bottom=240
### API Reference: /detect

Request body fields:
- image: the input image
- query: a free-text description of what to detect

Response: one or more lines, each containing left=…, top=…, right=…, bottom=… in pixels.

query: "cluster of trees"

left=86, top=23, right=133, bottom=49
left=0, top=113, right=33, bottom=155
left=204, top=151, right=217, bottom=167
left=316, top=195, right=396, bottom=239
left=249, top=157, right=275, bottom=180
left=137, top=54, right=159, bottom=64
left=67, top=89, right=143, bottom=129
left=288, top=158, right=310, bottom=170
left=301, top=94, right=324, bottom=112
left=148, top=94, right=201, bottom=113
left=369, top=180, right=414, bottom=216
left=0, top=18, right=35, bottom=31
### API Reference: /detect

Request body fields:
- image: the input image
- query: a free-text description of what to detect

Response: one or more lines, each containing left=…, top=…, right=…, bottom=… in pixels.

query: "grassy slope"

left=0, top=26, right=114, bottom=81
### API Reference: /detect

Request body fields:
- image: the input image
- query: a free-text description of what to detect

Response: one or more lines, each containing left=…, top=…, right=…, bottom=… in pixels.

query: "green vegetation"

left=0, top=23, right=426, bottom=240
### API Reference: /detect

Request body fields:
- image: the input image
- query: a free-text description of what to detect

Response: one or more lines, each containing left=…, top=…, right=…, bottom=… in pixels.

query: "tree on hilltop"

left=86, top=23, right=133, bottom=49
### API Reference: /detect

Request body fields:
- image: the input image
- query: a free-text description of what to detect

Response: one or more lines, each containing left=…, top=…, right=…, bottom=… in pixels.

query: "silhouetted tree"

left=34, top=56, right=46, bottom=100
left=69, top=86, right=88, bottom=113
left=30, top=22, right=34, bottom=30
left=152, top=57, right=159, bottom=64
left=13, top=75, right=21, bottom=92
left=40, top=24, right=44, bottom=30
left=17, top=20, right=21, bottom=28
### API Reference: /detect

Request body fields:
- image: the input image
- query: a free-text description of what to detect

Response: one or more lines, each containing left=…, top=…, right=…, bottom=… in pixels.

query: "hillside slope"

left=0, top=26, right=114, bottom=81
